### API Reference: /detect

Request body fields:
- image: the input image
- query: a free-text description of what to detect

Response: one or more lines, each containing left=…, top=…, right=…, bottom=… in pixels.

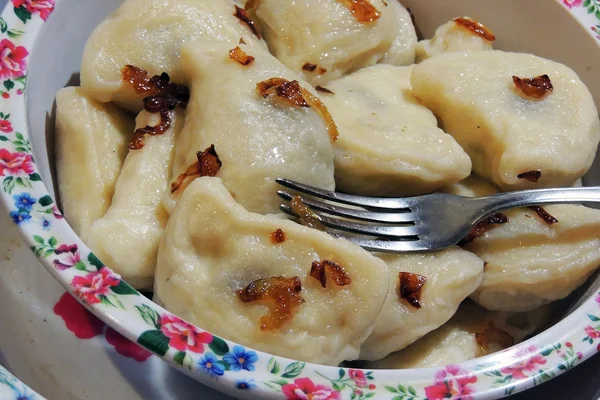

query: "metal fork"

left=276, top=178, right=600, bottom=252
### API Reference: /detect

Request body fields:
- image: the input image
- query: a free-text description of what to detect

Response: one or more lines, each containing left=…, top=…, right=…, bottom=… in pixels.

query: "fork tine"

left=277, top=190, right=417, bottom=223
left=276, top=178, right=417, bottom=210
left=280, top=205, right=422, bottom=237
left=345, top=237, right=438, bottom=252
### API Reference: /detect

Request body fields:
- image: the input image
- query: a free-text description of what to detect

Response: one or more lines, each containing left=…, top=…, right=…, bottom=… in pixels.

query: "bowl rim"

left=2, top=1, right=600, bottom=399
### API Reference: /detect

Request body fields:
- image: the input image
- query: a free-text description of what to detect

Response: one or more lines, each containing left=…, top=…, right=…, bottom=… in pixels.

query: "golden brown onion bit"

left=398, top=272, right=427, bottom=308
left=513, top=75, right=553, bottom=101
left=229, top=46, right=255, bottom=66
left=529, top=206, right=559, bottom=225
left=234, top=5, right=261, bottom=39
left=290, top=196, right=327, bottom=231
left=454, top=17, right=495, bottom=41
left=237, top=276, right=305, bottom=330
left=475, top=321, right=514, bottom=355
left=170, top=145, right=222, bottom=193
left=310, top=260, right=352, bottom=288
left=517, top=170, right=542, bottom=183
left=460, top=212, right=509, bottom=244
left=337, top=0, right=381, bottom=24
left=270, top=228, right=286, bottom=244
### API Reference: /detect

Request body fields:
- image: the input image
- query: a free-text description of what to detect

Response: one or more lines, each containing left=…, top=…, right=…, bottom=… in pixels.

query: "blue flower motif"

left=10, top=209, right=31, bottom=225
left=235, top=379, right=257, bottom=390
left=198, top=353, right=224, bottom=377
left=41, top=218, right=51, bottom=231
left=223, top=345, right=258, bottom=371
left=13, top=193, right=36, bottom=211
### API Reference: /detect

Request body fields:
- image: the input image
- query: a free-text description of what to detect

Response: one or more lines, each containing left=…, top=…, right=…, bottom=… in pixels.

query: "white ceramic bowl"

left=2, top=1, right=600, bottom=398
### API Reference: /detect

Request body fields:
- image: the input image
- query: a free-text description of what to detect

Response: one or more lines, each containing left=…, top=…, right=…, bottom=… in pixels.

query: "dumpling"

left=359, top=247, right=484, bottom=361
left=55, top=87, right=133, bottom=241
left=169, top=41, right=335, bottom=214
left=80, top=0, right=264, bottom=111
left=444, top=175, right=600, bottom=312
left=415, top=17, right=494, bottom=63
left=367, top=300, right=553, bottom=369
left=248, top=0, right=396, bottom=86
left=87, top=109, right=184, bottom=290
left=380, top=0, right=417, bottom=66
left=411, top=51, right=600, bottom=191
left=155, top=177, right=389, bottom=365
left=320, top=64, right=471, bottom=196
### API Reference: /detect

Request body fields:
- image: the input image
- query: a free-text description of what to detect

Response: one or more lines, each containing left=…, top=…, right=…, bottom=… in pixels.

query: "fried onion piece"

left=454, top=17, right=495, bottom=41
left=229, top=46, right=255, bottom=66
left=171, top=145, right=222, bottom=193
left=529, top=206, right=559, bottom=225
left=315, top=86, right=335, bottom=95
left=517, top=170, right=542, bottom=182
left=310, top=260, right=352, bottom=288
left=290, top=196, right=327, bottom=231
left=257, top=78, right=339, bottom=142
left=237, top=276, right=305, bottom=330
left=234, top=5, right=261, bottom=39
left=460, top=212, right=509, bottom=244
left=129, top=110, right=172, bottom=150
left=270, top=228, right=286, bottom=243
left=513, top=75, right=553, bottom=101
left=336, top=0, right=381, bottom=24
left=398, top=272, right=427, bottom=308
left=475, top=321, right=514, bottom=355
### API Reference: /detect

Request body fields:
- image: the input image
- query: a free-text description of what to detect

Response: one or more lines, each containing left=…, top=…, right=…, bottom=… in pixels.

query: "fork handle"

left=478, top=186, right=600, bottom=216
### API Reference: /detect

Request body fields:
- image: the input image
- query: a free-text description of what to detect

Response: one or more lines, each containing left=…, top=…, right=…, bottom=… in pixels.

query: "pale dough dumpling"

left=444, top=175, right=600, bottom=312
left=80, top=0, right=264, bottom=111
left=380, top=0, right=417, bottom=66
left=55, top=87, right=133, bottom=241
left=415, top=17, right=494, bottom=63
left=87, top=109, right=184, bottom=290
left=170, top=41, right=334, bottom=214
left=320, top=64, right=471, bottom=196
left=359, top=247, right=484, bottom=361
left=368, top=301, right=553, bottom=369
left=248, top=0, right=396, bottom=86
left=155, top=177, right=389, bottom=365
left=411, top=51, right=600, bottom=191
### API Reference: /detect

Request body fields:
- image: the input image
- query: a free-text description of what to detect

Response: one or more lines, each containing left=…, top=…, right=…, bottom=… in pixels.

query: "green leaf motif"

left=3, top=80, right=14, bottom=91
left=0, top=17, right=7, bottom=33
left=281, top=361, right=305, bottom=379
left=338, top=368, right=345, bottom=379
left=384, top=385, right=399, bottom=393
left=3, top=176, right=15, bottom=194
left=397, top=384, right=407, bottom=395
left=135, top=304, right=161, bottom=329
left=589, top=4, right=596, bottom=13
left=208, top=336, right=230, bottom=356
left=13, top=6, right=31, bottom=24
left=33, top=235, right=44, bottom=245
left=584, top=0, right=591, bottom=7
left=15, top=132, right=24, bottom=141
left=588, top=314, right=600, bottom=322
left=267, top=357, right=280, bottom=374
left=74, top=261, right=87, bottom=271
left=6, top=29, right=24, bottom=38
left=332, top=381, right=343, bottom=392
left=87, top=252, right=105, bottom=270
left=38, top=195, right=53, bottom=207
left=48, top=236, right=57, bottom=247
left=408, top=386, right=417, bottom=396
left=137, top=329, right=170, bottom=357
left=365, top=394, right=375, bottom=399
left=0, top=136, right=8, bottom=141
left=29, top=173, right=41, bottom=181
left=173, top=351, right=186, bottom=366
left=111, top=280, right=139, bottom=296
left=540, top=348, right=554, bottom=357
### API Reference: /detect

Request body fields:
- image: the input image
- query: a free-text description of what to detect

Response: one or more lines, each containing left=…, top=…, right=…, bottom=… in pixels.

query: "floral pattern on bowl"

left=0, top=364, right=45, bottom=400
left=1, top=1, right=600, bottom=399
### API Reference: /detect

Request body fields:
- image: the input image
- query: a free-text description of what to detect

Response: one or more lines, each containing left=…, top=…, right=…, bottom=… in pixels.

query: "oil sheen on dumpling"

left=415, top=17, right=494, bottom=63
left=359, top=247, right=484, bottom=361
left=380, top=0, right=417, bottom=66
left=169, top=41, right=334, bottom=214
left=80, top=0, right=264, bottom=111
left=320, top=64, right=471, bottom=196
left=411, top=51, right=600, bottom=191
left=86, top=109, right=184, bottom=290
left=444, top=175, right=600, bottom=312
left=55, top=87, right=133, bottom=241
left=155, top=178, right=389, bottom=365
left=248, top=0, right=396, bottom=86
left=367, top=300, right=553, bottom=369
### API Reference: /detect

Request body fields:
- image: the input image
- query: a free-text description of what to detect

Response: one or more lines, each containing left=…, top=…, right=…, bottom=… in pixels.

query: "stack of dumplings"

left=55, top=0, right=600, bottom=367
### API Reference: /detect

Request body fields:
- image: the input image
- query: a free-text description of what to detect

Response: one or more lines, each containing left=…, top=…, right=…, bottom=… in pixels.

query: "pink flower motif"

left=562, top=0, right=582, bottom=8
left=577, top=352, right=583, bottom=360
left=595, top=294, right=600, bottom=305
left=53, top=244, right=82, bottom=270
left=585, top=326, right=600, bottom=339
left=105, top=327, right=152, bottom=362
left=565, top=342, right=573, bottom=348
left=12, top=0, right=55, bottom=21
left=0, top=39, right=28, bottom=80
left=159, top=314, right=213, bottom=354
left=500, top=345, right=547, bottom=380
left=424, top=365, right=477, bottom=400
left=0, top=119, right=13, bottom=133
left=0, top=149, right=34, bottom=177
left=53, top=292, right=104, bottom=339
left=349, top=369, right=368, bottom=388
left=51, top=205, right=63, bottom=219
left=71, top=268, right=120, bottom=304
left=281, top=378, right=341, bottom=400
